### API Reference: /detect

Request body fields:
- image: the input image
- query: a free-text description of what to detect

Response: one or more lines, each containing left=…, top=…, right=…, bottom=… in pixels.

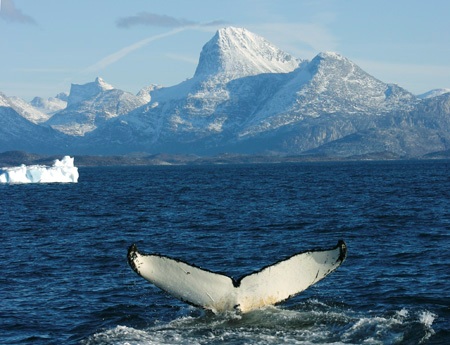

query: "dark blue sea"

left=1, top=161, right=449, bottom=344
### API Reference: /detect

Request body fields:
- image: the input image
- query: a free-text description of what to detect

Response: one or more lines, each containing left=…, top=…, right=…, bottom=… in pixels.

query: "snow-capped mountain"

left=194, top=27, right=301, bottom=80
left=418, top=88, right=450, bottom=99
left=151, top=27, right=300, bottom=110
left=0, top=26, right=449, bottom=158
left=236, top=51, right=417, bottom=139
left=30, top=93, right=68, bottom=115
left=45, top=77, right=148, bottom=136
left=88, top=27, right=303, bottom=149
left=6, top=95, right=52, bottom=124
left=90, top=29, right=418, bottom=154
left=67, top=77, right=114, bottom=107
left=0, top=93, right=68, bottom=152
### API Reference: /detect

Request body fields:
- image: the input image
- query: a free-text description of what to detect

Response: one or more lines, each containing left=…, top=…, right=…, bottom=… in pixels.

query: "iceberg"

left=0, top=156, right=79, bottom=184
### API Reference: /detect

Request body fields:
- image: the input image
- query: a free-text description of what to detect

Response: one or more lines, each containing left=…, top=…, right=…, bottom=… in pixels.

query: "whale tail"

left=128, top=240, right=347, bottom=313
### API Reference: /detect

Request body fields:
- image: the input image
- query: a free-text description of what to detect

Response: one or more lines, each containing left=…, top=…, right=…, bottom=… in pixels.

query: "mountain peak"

left=306, top=51, right=368, bottom=79
left=95, top=77, right=114, bottom=90
left=317, top=51, right=344, bottom=59
left=310, top=51, right=350, bottom=67
left=67, top=77, right=114, bottom=107
left=289, top=51, right=416, bottom=116
left=30, top=95, right=67, bottom=115
left=194, top=26, right=300, bottom=80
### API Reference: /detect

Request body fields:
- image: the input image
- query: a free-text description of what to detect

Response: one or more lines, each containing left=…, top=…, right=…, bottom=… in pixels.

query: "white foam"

left=81, top=325, right=158, bottom=345
left=419, top=311, right=436, bottom=327
left=418, top=311, right=437, bottom=343
left=81, top=305, right=439, bottom=345
left=0, top=156, right=79, bottom=184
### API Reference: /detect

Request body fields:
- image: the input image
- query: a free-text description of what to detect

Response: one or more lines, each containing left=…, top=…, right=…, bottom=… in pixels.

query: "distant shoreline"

left=1, top=150, right=449, bottom=168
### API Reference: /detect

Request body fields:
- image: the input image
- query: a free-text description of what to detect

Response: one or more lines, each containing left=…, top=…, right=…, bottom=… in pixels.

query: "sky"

left=1, top=0, right=449, bottom=101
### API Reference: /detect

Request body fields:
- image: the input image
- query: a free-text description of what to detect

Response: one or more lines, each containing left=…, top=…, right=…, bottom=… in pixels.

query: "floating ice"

left=0, top=156, right=79, bottom=184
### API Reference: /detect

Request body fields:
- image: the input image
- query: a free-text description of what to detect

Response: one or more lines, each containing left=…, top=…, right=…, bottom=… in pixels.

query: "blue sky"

left=1, top=0, right=449, bottom=100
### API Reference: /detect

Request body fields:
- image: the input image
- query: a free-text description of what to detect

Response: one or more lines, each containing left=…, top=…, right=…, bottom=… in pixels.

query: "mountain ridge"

left=1, top=26, right=449, bottom=159
left=45, top=78, right=148, bottom=136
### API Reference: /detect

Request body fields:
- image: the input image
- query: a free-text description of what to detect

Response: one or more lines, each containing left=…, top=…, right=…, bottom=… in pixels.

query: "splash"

left=81, top=302, right=438, bottom=345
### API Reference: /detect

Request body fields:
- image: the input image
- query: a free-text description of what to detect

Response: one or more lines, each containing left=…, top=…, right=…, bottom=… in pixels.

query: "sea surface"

left=1, top=160, right=449, bottom=344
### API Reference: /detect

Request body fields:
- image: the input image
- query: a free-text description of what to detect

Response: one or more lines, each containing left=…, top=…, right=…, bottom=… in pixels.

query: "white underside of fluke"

left=128, top=240, right=347, bottom=313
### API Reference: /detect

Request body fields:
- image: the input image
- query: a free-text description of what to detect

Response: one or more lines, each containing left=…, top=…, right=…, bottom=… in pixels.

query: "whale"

left=127, top=240, right=347, bottom=313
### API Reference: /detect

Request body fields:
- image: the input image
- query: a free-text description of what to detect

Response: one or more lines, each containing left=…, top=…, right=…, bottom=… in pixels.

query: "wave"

left=81, top=300, right=438, bottom=345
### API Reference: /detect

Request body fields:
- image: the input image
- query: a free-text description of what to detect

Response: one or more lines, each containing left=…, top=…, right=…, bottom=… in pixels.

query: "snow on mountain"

left=1, top=27, right=449, bottom=158
left=113, top=40, right=417, bottom=153
left=4, top=95, right=51, bottom=124
left=0, top=92, right=66, bottom=152
left=81, top=27, right=445, bottom=157
left=122, top=27, right=302, bottom=141
left=67, top=77, right=114, bottom=107
left=30, top=94, right=68, bottom=115
left=304, top=92, right=450, bottom=158
left=46, top=77, right=148, bottom=136
left=293, top=52, right=415, bottom=114
left=238, top=52, right=417, bottom=138
left=136, top=84, right=163, bottom=103
left=417, top=88, right=450, bottom=99
left=194, top=27, right=301, bottom=80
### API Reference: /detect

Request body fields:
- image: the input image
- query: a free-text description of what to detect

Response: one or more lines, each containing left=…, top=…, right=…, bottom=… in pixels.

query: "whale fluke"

left=127, top=240, right=347, bottom=313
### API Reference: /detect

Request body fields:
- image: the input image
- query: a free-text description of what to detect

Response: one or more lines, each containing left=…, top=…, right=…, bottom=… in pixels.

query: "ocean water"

left=1, top=160, right=449, bottom=344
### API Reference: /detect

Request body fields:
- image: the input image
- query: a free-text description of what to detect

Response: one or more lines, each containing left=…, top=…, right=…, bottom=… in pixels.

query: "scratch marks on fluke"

left=127, top=244, right=137, bottom=271
left=127, top=240, right=347, bottom=313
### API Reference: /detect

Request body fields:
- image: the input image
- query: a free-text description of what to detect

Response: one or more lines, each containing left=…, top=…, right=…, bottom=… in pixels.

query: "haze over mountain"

left=1, top=27, right=449, bottom=159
